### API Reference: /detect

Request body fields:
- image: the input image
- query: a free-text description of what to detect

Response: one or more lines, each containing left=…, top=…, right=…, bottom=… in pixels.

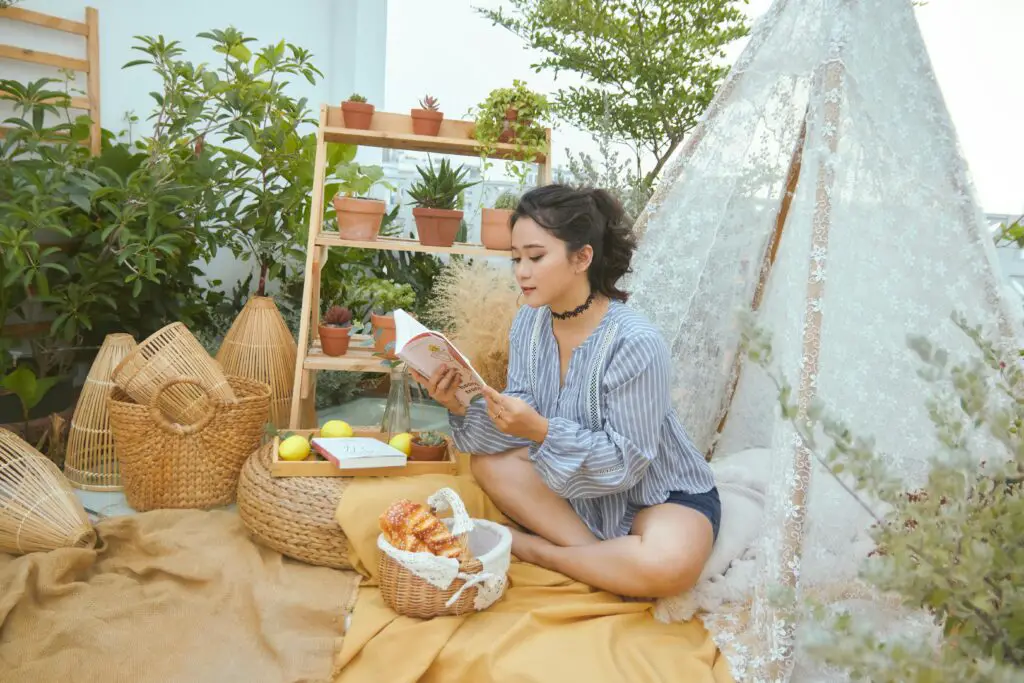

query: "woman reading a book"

left=409, top=184, right=719, bottom=599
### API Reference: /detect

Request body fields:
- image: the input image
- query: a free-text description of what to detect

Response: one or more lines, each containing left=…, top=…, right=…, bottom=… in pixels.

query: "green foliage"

left=125, top=28, right=332, bottom=298
left=333, top=154, right=394, bottom=198
left=469, top=79, right=551, bottom=184
left=362, top=279, right=416, bottom=315
left=408, top=158, right=479, bottom=211
left=995, top=217, right=1024, bottom=249
left=414, top=430, right=447, bottom=446
left=493, top=190, right=520, bottom=210
left=1, top=366, right=61, bottom=434
left=476, top=0, right=748, bottom=186
left=740, top=311, right=1024, bottom=681
left=346, top=93, right=368, bottom=103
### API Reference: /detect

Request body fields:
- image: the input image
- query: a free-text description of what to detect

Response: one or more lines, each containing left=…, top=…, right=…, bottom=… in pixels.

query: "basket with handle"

left=107, top=375, right=270, bottom=511
left=377, top=487, right=512, bottom=618
left=111, top=322, right=237, bottom=426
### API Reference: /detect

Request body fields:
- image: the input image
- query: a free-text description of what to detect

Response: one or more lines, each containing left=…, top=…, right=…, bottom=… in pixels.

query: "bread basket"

left=377, top=487, right=511, bottom=618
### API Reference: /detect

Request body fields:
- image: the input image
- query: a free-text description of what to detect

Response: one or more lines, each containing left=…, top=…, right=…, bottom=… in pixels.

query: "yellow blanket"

left=332, top=473, right=734, bottom=683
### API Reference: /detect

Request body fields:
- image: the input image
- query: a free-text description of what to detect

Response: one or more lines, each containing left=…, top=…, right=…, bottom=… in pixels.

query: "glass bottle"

left=380, top=363, right=412, bottom=438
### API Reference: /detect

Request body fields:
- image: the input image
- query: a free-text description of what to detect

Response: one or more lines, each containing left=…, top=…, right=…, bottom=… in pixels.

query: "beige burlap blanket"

left=0, top=509, right=360, bottom=683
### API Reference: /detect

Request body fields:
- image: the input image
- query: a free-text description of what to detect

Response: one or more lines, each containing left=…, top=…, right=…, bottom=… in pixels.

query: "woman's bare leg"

left=471, top=449, right=599, bottom=547
left=508, top=504, right=715, bottom=598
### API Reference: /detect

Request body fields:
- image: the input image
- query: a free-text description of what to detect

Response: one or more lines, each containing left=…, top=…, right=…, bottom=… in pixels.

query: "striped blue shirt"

left=449, top=300, right=716, bottom=540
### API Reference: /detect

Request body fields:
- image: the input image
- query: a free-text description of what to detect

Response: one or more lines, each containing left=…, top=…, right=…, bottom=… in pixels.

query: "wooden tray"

left=270, top=427, right=458, bottom=478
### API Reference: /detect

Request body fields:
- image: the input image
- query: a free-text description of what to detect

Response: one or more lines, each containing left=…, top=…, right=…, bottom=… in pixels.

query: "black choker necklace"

left=551, top=293, right=595, bottom=320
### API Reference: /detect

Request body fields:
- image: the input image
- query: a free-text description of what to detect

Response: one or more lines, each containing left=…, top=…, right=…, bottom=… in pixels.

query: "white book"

left=392, top=309, right=488, bottom=407
left=310, top=437, right=407, bottom=469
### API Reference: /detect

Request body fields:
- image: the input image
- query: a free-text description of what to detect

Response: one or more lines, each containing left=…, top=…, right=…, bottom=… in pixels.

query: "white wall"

left=1, top=0, right=388, bottom=290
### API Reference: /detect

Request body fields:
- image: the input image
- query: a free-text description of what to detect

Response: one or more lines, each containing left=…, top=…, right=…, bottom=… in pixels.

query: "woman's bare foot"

left=507, top=526, right=554, bottom=565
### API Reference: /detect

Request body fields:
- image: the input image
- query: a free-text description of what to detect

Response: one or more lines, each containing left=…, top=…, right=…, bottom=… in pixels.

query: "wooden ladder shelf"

left=287, top=104, right=552, bottom=428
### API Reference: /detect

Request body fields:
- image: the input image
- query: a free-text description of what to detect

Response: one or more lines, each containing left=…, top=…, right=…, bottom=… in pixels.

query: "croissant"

left=379, top=499, right=463, bottom=559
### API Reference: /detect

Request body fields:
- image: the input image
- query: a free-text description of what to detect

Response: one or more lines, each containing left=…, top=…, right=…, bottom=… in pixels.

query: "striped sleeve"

left=448, top=306, right=537, bottom=454
left=530, top=333, right=669, bottom=498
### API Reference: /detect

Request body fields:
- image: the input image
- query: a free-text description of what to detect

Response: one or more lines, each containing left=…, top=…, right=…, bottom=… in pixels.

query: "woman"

left=410, top=184, right=719, bottom=599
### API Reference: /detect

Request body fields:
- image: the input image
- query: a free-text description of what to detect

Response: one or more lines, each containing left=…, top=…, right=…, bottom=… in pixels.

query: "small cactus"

left=493, top=191, right=520, bottom=211
left=322, top=305, right=352, bottom=327
left=414, top=430, right=447, bottom=447
left=347, top=93, right=368, bottom=103
left=419, top=95, right=440, bottom=112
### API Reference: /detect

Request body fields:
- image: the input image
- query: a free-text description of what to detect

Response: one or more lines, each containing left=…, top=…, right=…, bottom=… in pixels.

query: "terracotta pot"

left=409, top=439, right=446, bottom=462
left=333, top=196, right=386, bottom=241
left=413, top=207, right=463, bottom=247
left=480, top=208, right=513, bottom=250
left=342, top=100, right=375, bottom=129
left=499, top=107, right=533, bottom=143
left=318, top=324, right=351, bottom=357
left=371, top=313, right=397, bottom=359
left=411, top=108, right=443, bottom=136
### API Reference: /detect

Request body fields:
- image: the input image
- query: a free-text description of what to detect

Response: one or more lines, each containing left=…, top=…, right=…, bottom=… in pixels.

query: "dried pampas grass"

left=425, top=260, right=521, bottom=391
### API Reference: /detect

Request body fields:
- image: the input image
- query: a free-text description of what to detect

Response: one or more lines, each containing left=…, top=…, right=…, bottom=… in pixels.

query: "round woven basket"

left=111, top=322, right=237, bottom=426
left=236, top=443, right=352, bottom=569
left=377, top=488, right=511, bottom=619
left=107, top=375, right=269, bottom=511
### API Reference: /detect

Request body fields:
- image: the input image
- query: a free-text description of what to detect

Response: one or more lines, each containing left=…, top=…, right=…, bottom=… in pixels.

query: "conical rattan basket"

left=64, top=333, right=138, bottom=490
left=0, top=428, right=96, bottom=555
left=215, top=296, right=315, bottom=428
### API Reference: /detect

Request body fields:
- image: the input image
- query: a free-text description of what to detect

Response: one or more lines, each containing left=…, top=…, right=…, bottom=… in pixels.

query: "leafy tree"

left=476, top=0, right=749, bottom=187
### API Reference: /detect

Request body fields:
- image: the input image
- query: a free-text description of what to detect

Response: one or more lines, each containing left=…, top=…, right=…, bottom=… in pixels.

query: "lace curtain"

left=626, top=0, right=1022, bottom=680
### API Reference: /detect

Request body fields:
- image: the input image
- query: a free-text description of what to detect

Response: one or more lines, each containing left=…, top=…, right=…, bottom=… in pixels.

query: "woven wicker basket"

left=236, top=442, right=352, bottom=569
left=107, top=375, right=269, bottom=511
left=111, top=322, right=237, bottom=426
left=378, top=487, right=511, bottom=618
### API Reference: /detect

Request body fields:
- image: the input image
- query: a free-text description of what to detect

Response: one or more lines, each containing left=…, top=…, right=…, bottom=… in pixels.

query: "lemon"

left=278, top=434, right=311, bottom=461
left=388, top=432, right=413, bottom=456
left=320, top=419, right=354, bottom=438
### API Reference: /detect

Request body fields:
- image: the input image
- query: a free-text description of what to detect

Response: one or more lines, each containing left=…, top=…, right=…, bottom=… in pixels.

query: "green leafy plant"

left=469, top=79, right=550, bottom=183
left=1, top=366, right=61, bottom=437
left=407, top=158, right=478, bottom=211
left=362, top=279, right=416, bottom=315
left=414, top=430, right=447, bottom=447
left=334, top=156, right=395, bottom=198
left=476, top=0, right=748, bottom=187
left=739, top=311, right=1024, bottom=682
left=346, top=93, right=368, bottom=103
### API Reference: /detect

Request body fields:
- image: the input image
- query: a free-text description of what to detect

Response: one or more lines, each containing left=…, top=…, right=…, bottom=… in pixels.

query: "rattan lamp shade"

left=0, top=428, right=96, bottom=555
left=64, top=333, right=138, bottom=490
left=216, top=296, right=314, bottom=429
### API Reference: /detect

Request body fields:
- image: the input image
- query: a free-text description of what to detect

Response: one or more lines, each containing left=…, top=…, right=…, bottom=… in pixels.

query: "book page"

left=393, top=309, right=488, bottom=406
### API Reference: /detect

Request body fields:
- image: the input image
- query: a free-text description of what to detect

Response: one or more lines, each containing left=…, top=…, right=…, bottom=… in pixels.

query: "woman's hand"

left=409, top=366, right=467, bottom=416
left=482, top=386, right=548, bottom=443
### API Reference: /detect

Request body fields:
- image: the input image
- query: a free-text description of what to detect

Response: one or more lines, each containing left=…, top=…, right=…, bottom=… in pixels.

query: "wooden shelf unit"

left=287, top=104, right=552, bottom=429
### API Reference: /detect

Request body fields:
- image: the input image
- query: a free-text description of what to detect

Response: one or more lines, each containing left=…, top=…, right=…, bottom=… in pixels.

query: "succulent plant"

left=419, top=95, right=440, bottom=112
left=493, top=190, right=520, bottom=211
left=408, top=158, right=479, bottom=211
left=346, top=93, right=368, bottom=103
left=414, top=430, right=447, bottom=447
left=322, top=305, right=352, bottom=327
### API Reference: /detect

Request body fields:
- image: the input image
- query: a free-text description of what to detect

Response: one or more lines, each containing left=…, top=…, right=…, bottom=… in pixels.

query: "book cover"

left=310, top=437, right=407, bottom=469
left=392, top=309, right=488, bottom=407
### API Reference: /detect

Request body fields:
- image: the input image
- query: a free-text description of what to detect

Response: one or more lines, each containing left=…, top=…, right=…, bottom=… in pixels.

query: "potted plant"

left=363, top=280, right=417, bottom=360
left=410, top=430, right=447, bottom=461
left=331, top=160, right=396, bottom=241
left=408, top=158, right=479, bottom=248
left=480, top=190, right=519, bottom=250
left=318, top=305, right=355, bottom=356
left=411, top=95, right=443, bottom=136
left=342, top=93, right=374, bottom=129
left=470, top=80, right=551, bottom=183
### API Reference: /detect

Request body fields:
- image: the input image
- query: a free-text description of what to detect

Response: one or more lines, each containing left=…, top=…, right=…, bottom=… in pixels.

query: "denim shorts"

left=664, top=487, right=721, bottom=542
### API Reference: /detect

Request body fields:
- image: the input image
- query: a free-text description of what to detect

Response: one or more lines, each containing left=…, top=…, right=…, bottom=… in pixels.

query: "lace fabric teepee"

left=626, top=0, right=1022, bottom=680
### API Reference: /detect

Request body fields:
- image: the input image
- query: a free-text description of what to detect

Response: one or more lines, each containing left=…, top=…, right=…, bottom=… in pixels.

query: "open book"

left=393, top=309, right=488, bottom=407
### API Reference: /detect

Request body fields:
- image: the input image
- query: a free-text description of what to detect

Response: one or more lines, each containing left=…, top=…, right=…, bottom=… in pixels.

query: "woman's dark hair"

left=510, top=184, right=638, bottom=302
